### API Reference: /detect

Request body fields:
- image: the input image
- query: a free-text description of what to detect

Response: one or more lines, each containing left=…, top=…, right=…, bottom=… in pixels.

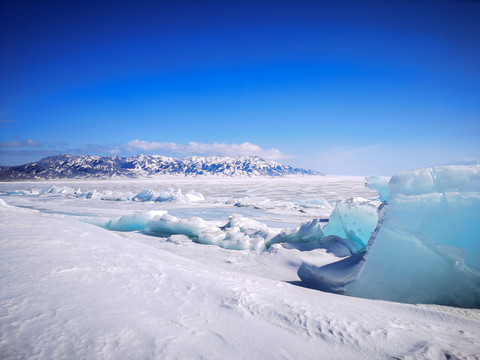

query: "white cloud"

left=126, top=140, right=180, bottom=152
left=126, top=140, right=291, bottom=160
left=107, top=148, right=122, bottom=155
left=0, top=139, right=43, bottom=148
left=65, top=143, right=123, bottom=156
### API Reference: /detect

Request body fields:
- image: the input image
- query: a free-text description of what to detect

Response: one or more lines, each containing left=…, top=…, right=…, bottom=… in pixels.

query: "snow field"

left=1, top=204, right=480, bottom=359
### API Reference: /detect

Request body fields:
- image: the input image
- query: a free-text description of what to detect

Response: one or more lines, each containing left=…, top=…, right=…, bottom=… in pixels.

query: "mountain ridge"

left=0, top=154, right=321, bottom=180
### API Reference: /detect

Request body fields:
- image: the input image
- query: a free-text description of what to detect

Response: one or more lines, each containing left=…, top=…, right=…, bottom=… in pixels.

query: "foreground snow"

left=1, top=175, right=480, bottom=359
left=1, top=204, right=479, bottom=359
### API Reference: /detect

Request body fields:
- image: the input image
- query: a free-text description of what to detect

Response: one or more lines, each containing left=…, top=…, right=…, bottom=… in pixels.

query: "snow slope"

left=1, top=203, right=480, bottom=359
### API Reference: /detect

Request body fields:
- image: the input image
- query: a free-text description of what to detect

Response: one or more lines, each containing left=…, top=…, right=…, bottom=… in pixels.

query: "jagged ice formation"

left=299, top=165, right=480, bottom=308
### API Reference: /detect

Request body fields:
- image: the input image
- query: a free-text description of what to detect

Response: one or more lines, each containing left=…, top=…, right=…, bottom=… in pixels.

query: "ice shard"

left=298, top=165, right=480, bottom=307
left=345, top=165, right=480, bottom=307
left=322, top=197, right=380, bottom=251
left=365, top=176, right=390, bottom=202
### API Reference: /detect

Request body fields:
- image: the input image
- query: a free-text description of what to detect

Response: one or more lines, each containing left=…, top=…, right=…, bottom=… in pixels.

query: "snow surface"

left=1, top=175, right=480, bottom=359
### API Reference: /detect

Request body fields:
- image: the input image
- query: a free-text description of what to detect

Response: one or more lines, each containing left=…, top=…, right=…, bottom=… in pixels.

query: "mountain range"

left=0, top=154, right=320, bottom=180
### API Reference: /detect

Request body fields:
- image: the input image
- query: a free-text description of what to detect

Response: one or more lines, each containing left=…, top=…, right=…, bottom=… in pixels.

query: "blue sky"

left=1, top=0, right=479, bottom=175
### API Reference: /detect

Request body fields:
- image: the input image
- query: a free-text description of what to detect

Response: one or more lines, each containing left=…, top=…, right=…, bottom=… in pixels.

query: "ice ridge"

left=298, top=165, right=480, bottom=308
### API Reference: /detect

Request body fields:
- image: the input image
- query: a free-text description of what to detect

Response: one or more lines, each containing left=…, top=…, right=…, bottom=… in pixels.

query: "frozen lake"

left=0, top=175, right=377, bottom=227
left=1, top=175, right=479, bottom=359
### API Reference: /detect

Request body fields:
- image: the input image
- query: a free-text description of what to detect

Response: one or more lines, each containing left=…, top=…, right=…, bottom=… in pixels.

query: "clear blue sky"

left=1, top=0, right=479, bottom=175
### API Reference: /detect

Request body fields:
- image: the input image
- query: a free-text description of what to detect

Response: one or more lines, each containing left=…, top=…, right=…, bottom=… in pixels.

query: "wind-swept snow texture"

left=346, top=165, right=480, bottom=308
left=1, top=203, right=480, bottom=359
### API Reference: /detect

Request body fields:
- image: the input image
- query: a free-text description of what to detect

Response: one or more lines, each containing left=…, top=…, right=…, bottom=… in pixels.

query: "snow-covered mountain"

left=0, top=154, right=320, bottom=180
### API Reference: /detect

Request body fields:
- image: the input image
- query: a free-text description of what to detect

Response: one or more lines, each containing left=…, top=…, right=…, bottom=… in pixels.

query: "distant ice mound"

left=302, top=165, right=480, bottom=308
left=133, top=188, right=205, bottom=203
left=34, top=185, right=205, bottom=203
left=147, top=213, right=274, bottom=252
left=295, top=197, right=331, bottom=208
left=0, top=198, right=9, bottom=209
left=222, top=196, right=331, bottom=212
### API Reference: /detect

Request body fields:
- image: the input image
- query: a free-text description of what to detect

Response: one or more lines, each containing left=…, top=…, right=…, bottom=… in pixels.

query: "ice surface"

left=267, top=218, right=362, bottom=256
left=132, top=189, right=159, bottom=202
left=268, top=219, right=359, bottom=257
left=268, top=218, right=325, bottom=246
left=322, top=197, right=379, bottom=251
left=267, top=198, right=378, bottom=256
left=295, top=197, right=331, bottom=208
left=224, top=197, right=331, bottom=212
left=281, top=235, right=364, bottom=257
left=296, top=203, right=387, bottom=293
left=89, top=211, right=168, bottom=231
left=298, top=251, right=368, bottom=292
left=228, top=197, right=299, bottom=211
left=82, top=209, right=269, bottom=251
left=389, top=165, right=480, bottom=195
left=345, top=165, right=480, bottom=307
left=39, top=184, right=59, bottom=195
left=147, top=213, right=213, bottom=237
left=133, top=188, right=204, bottom=203
left=6, top=190, right=33, bottom=195
left=365, top=176, right=390, bottom=202
left=110, top=213, right=276, bottom=252
left=198, top=226, right=254, bottom=250
left=185, top=190, right=205, bottom=202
